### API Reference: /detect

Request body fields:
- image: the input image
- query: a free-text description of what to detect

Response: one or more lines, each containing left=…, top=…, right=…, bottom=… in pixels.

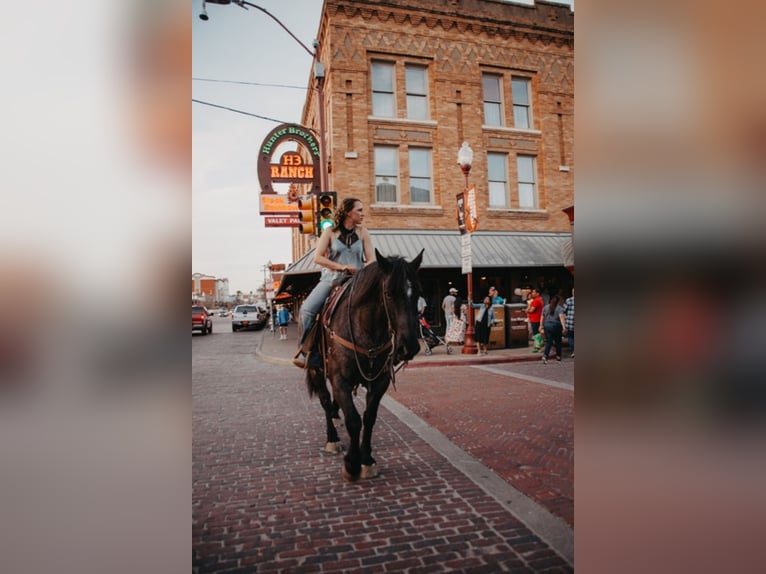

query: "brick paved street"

left=390, top=363, right=574, bottom=526
left=193, top=320, right=573, bottom=573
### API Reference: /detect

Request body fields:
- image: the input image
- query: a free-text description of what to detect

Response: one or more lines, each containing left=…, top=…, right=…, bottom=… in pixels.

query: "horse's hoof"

left=341, top=466, right=360, bottom=482
left=324, top=442, right=342, bottom=454
left=361, top=464, right=379, bottom=479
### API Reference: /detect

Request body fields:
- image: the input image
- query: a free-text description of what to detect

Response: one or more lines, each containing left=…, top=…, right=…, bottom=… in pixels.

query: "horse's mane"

left=350, top=255, right=413, bottom=300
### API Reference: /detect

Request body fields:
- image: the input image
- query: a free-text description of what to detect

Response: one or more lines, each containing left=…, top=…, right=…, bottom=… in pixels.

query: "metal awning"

left=276, top=230, right=572, bottom=296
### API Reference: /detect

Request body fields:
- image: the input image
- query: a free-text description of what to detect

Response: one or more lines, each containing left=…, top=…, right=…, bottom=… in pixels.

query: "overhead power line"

left=192, top=99, right=288, bottom=124
left=192, top=77, right=307, bottom=90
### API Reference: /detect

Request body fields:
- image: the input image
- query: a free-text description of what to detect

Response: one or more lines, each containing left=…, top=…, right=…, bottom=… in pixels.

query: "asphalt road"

left=193, top=317, right=573, bottom=573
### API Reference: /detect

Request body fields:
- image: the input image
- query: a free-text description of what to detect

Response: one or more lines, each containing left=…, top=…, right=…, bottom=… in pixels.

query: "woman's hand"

left=340, top=264, right=356, bottom=275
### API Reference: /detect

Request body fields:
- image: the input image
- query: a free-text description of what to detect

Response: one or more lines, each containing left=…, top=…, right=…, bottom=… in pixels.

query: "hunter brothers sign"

left=258, top=124, right=321, bottom=221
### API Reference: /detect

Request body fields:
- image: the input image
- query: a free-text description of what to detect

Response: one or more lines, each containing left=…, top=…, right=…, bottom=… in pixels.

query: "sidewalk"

left=257, top=320, right=549, bottom=368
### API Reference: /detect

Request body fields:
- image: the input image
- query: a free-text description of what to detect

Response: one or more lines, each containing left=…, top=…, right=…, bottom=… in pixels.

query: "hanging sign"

left=258, top=123, right=321, bottom=219
left=461, top=233, right=472, bottom=275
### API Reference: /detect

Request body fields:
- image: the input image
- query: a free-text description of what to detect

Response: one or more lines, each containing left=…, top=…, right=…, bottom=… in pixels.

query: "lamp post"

left=457, top=142, right=478, bottom=355
left=199, top=0, right=329, bottom=194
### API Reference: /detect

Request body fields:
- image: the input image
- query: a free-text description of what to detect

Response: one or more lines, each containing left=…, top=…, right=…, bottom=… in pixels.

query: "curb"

left=255, top=330, right=546, bottom=369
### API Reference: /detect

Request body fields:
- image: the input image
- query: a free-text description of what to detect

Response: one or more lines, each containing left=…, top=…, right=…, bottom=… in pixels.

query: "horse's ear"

left=375, top=248, right=391, bottom=271
left=410, top=248, right=424, bottom=271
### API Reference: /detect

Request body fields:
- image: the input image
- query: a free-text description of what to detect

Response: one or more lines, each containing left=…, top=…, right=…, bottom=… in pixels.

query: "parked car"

left=231, top=304, right=268, bottom=332
left=192, top=305, right=213, bottom=335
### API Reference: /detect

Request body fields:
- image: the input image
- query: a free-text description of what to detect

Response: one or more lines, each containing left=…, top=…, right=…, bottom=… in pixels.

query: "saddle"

left=300, top=276, right=353, bottom=370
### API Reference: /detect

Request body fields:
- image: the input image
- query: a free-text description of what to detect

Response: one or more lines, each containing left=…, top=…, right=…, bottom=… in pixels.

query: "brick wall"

left=296, top=0, right=573, bottom=256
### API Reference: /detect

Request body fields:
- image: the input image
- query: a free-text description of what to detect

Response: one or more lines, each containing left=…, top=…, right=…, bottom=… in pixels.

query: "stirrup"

left=292, top=350, right=307, bottom=369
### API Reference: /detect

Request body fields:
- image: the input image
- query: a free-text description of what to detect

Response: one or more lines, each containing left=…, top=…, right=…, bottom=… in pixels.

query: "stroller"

left=418, top=313, right=452, bottom=355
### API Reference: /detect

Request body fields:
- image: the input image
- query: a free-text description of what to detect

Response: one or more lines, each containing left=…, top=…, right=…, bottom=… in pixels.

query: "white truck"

left=231, top=304, right=268, bottom=332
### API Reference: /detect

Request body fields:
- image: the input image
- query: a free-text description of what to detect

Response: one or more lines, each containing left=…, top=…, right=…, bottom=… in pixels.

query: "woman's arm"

left=360, top=226, right=375, bottom=267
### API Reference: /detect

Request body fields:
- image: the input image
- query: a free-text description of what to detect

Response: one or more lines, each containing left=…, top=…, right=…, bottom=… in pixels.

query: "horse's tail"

left=305, top=367, right=324, bottom=398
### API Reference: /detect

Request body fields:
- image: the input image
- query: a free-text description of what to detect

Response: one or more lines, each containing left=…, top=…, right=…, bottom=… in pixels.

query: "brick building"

left=192, top=273, right=229, bottom=305
left=282, top=0, right=573, bottom=329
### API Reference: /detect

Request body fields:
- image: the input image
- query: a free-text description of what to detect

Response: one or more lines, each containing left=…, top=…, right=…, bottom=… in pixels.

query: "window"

left=405, top=65, right=429, bottom=120
left=487, top=153, right=508, bottom=208
left=374, top=146, right=399, bottom=203
left=482, top=73, right=503, bottom=126
left=512, top=77, right=531, bottom=129
left=371, top=61, right=395, bottom=117
left=517, top=155, right=537, bottom=209
left=408, top=148, right=432, bottom=203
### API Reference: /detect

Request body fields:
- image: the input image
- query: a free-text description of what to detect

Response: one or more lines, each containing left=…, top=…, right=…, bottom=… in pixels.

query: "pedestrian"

left=442, top=287, right=458, bottom=334
left=277, top=304, right=290, bottom=340
left=526, top=288, right=544, bottom=337
left=417, top=295, right=427, bottom=316
left=488, top=286, right=505, bottom=305
left=293, top=197, right=375, bottom=368
left=541, top=294, right=566, bottom=363
left=560, top=287, right=574, bottom=358
left=474, top=296, right=496, bottom=355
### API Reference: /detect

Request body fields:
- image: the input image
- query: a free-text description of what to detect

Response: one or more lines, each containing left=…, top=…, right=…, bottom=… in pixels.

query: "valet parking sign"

left=456, top=185, right=478, bottom=274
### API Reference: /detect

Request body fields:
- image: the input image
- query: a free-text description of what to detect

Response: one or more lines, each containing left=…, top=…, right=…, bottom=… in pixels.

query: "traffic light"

left=316, top=192, right=337, bottom=235
left=297, top=195, right=316, bottom=235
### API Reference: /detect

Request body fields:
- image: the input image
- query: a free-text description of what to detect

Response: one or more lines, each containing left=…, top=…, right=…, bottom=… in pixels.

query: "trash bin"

left=488, top=304, right=506, bottom=350
left=506, top=304, right=529, bottom=348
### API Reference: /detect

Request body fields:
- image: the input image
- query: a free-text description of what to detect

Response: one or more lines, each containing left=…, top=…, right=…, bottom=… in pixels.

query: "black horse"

left=305, top=248, right=424, bottom=481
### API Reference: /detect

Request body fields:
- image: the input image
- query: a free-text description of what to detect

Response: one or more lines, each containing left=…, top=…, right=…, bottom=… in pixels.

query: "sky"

left=193, top=0, right=323, bottom=295
left=192, top=0, right=573, bottom=296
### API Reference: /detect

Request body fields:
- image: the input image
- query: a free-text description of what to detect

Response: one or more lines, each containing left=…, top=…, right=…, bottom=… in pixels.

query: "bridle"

left=327, top=270, right=399, bottom=382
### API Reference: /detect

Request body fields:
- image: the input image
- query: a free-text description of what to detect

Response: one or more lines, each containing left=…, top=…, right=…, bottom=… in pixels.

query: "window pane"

left=488, top=153, right=508, bottom=208
left=409, top=149, right=429, bottom=177
left=405, top=66, right=426, bottom=94
left=517, top=155, right=535, bottom=182
left=375, top=146, right=398, bottom=203
left=518, top=183, right=536, bottom=209
left=372, top=62, right=393, bottom=91
left=410, top=179, right=431, bottom=203
left=487, top=153, right=506, bottom=180
left=484, top=103, right=502, bottom=126
left=482, top=74, right=500, bottom=102
left=489, top=181, right=507, bottom=208
left=373, top=93, right=395, bottom=117
left=513, top=105, right=529, bottom=129
left=376, top=179, right=398, bottom=203
left=375, top=147, right=397, bottom=175
left=372, top=62, right=394, bottom=117
left=407, top=95, right=428, bottom=120
left=409, top=149, right=431, bottom=203
left=511, top=78, right=529, bottom=104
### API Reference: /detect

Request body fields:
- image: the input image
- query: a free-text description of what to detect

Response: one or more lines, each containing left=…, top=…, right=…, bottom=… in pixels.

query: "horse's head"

left=375, top=248, right=424, bottom=363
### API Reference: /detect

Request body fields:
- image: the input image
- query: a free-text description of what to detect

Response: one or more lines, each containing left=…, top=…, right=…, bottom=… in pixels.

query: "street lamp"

left=457, top=142, right=478, bottom=355
left=199, top=0, right=329, bottom=194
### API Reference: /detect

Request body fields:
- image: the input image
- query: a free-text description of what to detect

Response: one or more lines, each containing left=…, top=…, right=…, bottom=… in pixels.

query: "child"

left=277, top=305, right=290, bottom=340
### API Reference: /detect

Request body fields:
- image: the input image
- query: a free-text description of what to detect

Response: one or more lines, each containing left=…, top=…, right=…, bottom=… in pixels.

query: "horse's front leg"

left=359, top=377, right=390, bottom=479
left=307, top=367, right=341, bottom=453
left=334, top=382, right=362, bottom=482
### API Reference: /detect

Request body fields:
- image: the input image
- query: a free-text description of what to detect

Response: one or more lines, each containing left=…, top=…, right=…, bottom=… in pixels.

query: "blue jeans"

left=566, top=330, right=574, bottom=355
left=298, top=279, right=333, bottom=347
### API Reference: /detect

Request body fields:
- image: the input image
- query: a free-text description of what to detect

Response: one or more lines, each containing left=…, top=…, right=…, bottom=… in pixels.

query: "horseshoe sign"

left=258, top=123, right=321, bottom=195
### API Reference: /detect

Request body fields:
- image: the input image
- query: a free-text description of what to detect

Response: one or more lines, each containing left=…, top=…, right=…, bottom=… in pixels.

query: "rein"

left=328, top=270, right=398, bottom=384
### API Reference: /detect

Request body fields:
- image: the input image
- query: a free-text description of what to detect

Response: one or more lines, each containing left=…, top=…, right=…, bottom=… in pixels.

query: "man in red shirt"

left=527, top=288, right=544, bottom=337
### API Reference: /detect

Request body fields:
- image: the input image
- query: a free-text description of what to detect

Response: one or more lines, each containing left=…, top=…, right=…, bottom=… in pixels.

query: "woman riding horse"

left=293, top=197, right=375, bottom=369
left=306, top=248, right=424, bottom=481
